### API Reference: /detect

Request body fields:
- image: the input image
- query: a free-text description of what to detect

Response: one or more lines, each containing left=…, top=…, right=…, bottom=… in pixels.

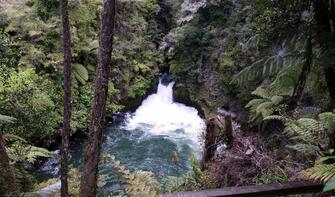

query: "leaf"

left=0, top=114, right=16, bottom=123
left=317, top=156, right=335, bottom=165
left=263, top=115, right=286, bottom=122
left=86, top=64, right=95, bottom=72
left=324, top=176, right=335, bottom=191
left=255, top=101, right=273, bottom=118
left=245, top=99, right=267, bottom=108
left=72, top=64, right=89, bottom=84
left=3, top=134, right=27, bottom=143
left=73, top=72, right=87, bottom=85
left=252, top=86, right=271, bottom=99
left=271, top=95, right=283, bottom=105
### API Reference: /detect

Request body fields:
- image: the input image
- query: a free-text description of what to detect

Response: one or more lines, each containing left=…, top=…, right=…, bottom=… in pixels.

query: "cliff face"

left=158, top=0, right=253, bottom=120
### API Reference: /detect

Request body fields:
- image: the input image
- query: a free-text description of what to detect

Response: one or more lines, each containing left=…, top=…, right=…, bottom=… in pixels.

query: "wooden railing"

left=163, top=181, right=324, bottom=197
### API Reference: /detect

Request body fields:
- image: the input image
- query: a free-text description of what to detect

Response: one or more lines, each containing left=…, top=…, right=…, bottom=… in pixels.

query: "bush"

left=0, top=69, right=62, bottom=144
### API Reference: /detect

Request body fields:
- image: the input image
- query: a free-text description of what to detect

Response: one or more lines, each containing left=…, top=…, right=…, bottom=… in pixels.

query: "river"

left=34, top=78, right=205, bottom=195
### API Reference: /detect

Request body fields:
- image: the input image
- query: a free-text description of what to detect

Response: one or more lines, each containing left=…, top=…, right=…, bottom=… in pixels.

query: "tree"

left=313, top=0, right=335, bottom=103
left=79, top=0, right=116, bottom=196
left=0, top=115, right=19, bottom=197
left=60, top=0, right=72, bottom=196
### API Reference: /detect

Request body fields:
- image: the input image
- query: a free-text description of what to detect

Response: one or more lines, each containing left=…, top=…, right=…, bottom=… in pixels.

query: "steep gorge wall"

left=160, top=0, right=254, bottom=121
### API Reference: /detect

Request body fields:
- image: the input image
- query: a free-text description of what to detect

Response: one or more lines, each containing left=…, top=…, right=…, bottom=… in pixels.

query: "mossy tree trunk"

left=0, top=132, right=19, bottom=197
left=79, top=0, right=116, bottom=196
left=60, top=0, right=72, bottom=196
left=289, top=35, right=312, bottom=109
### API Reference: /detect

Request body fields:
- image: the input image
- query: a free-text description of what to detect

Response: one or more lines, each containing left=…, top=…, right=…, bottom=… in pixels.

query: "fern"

left=233, top=36, right=306, bottom=85
left=263, top=115, right=287, bottom=122
left=301, top=164, right=335, bottom=191
left=0, top=114, right=16, bottom=123
left=6, top=142, right=57, bottom=163
left=318, top=111, right=335, bottom=133
left=3, top=132, right=57, bottom=164
left=108, top=154, right=159, bottom=197
left=160, top=155, right=218, bottom=193
left=245, top=86, right=284, bottom=123
left=264, top=114, right=328, bottom=155
left=72, top=63, right=89, bottom=85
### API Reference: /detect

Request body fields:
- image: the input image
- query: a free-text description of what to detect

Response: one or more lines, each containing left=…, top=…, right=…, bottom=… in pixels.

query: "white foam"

left=125, top=80, right=205, bottom=153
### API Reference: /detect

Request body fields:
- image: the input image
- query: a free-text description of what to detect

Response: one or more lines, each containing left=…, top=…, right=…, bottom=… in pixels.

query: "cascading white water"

left=34, top=78, right=206, bottom=195
left=125, top=80, right=205, bottom=154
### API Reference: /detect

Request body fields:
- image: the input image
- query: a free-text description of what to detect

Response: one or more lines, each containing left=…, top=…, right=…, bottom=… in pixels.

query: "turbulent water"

left=34, top=79, right=205, bottom=195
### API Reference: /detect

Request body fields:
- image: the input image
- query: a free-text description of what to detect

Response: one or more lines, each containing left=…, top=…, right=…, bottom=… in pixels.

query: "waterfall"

left=34, top=77, right=206, bottom=194
left=125, top=79, right=205, bottom=153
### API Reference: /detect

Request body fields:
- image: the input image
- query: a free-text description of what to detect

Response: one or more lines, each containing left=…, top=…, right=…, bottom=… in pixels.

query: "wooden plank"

left=163, top=181, right=323, bottom=197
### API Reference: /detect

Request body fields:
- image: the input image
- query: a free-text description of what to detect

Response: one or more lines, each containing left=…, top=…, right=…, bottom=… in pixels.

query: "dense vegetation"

left=1, top=0, right=335, bottom=196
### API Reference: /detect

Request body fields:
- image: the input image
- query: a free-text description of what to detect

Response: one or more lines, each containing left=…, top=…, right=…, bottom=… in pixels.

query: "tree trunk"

left=0, top=132, right=19, bottom=197
left=313, top=0, right=335, bottom=103
left=224, top=115, right=234, bottom=148
left=60, top=0, right=72, bottom=196
left=289, top=36, right=312, bottom=109
left=79, top=0, right=116, bottom=196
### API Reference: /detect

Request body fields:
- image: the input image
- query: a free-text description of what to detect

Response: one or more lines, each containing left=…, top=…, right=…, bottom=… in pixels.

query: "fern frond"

left=245, top=98, right=267, bottom=109
left=6, top=142, right=56, bottom=163
left=270, top=95, right=283, bottom=105
left=301, top=164, right=335, bottom=183
left=319, top=112, right=335, bottom=132
left=256, top=101, right=274, bottom=118
left=0, top=114, right=16, bottom=123
left=3, top=134, right=27, bottom=143
left=263, top=115, right=287, bottom=122
left=284, top=122, right=314, bottom=141
left=251, top=86, right=271, bottom=99
left=286, top=144, right=319, bottom=154
left=109, top=154, right=159, bottom=197
left=297, top=118, right=321, bottom=134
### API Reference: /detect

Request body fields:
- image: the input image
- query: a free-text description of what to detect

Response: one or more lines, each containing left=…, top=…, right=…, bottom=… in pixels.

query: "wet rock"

left=159, top=72, right=174, bottom=86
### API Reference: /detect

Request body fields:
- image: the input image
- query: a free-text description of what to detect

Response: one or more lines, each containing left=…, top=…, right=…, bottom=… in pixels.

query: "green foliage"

left=318, top=111, right=335, bottom=133
left=6, top=141, right=57, bottom=164
left=109, top=154, right=159, bottom=197
left=245, top=86, right=284, bottom=124
left=0, top=69, right=62, bottom=144
left=302, top=164, right=335, bottom=192
left=233, top=36, right=307, bottom=86
left=128, top=76, right=151, bottom=99
left=160, top=155, right=218, bottom=193
left=266, top=111, right=335, bottom=155
left=107, top=82, right=124, bottom=113
left=72, top=63, right=89, bottom=85
left=0, top=32, right=22, bottom=74
left=0, top=114, right=16, bottom=123
left=257, top=170, right=288, bottom=184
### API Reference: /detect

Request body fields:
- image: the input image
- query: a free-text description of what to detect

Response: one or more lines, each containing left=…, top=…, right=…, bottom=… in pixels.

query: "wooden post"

left=224, top=115, right=233, bottom=148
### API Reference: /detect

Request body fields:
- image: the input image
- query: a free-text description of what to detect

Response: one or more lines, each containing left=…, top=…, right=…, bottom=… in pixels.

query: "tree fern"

left=245, top=86, right=283, bottom=123
left=6, top=141, right=57, bottom=164
left=233, top=36, right=306, bottom=85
